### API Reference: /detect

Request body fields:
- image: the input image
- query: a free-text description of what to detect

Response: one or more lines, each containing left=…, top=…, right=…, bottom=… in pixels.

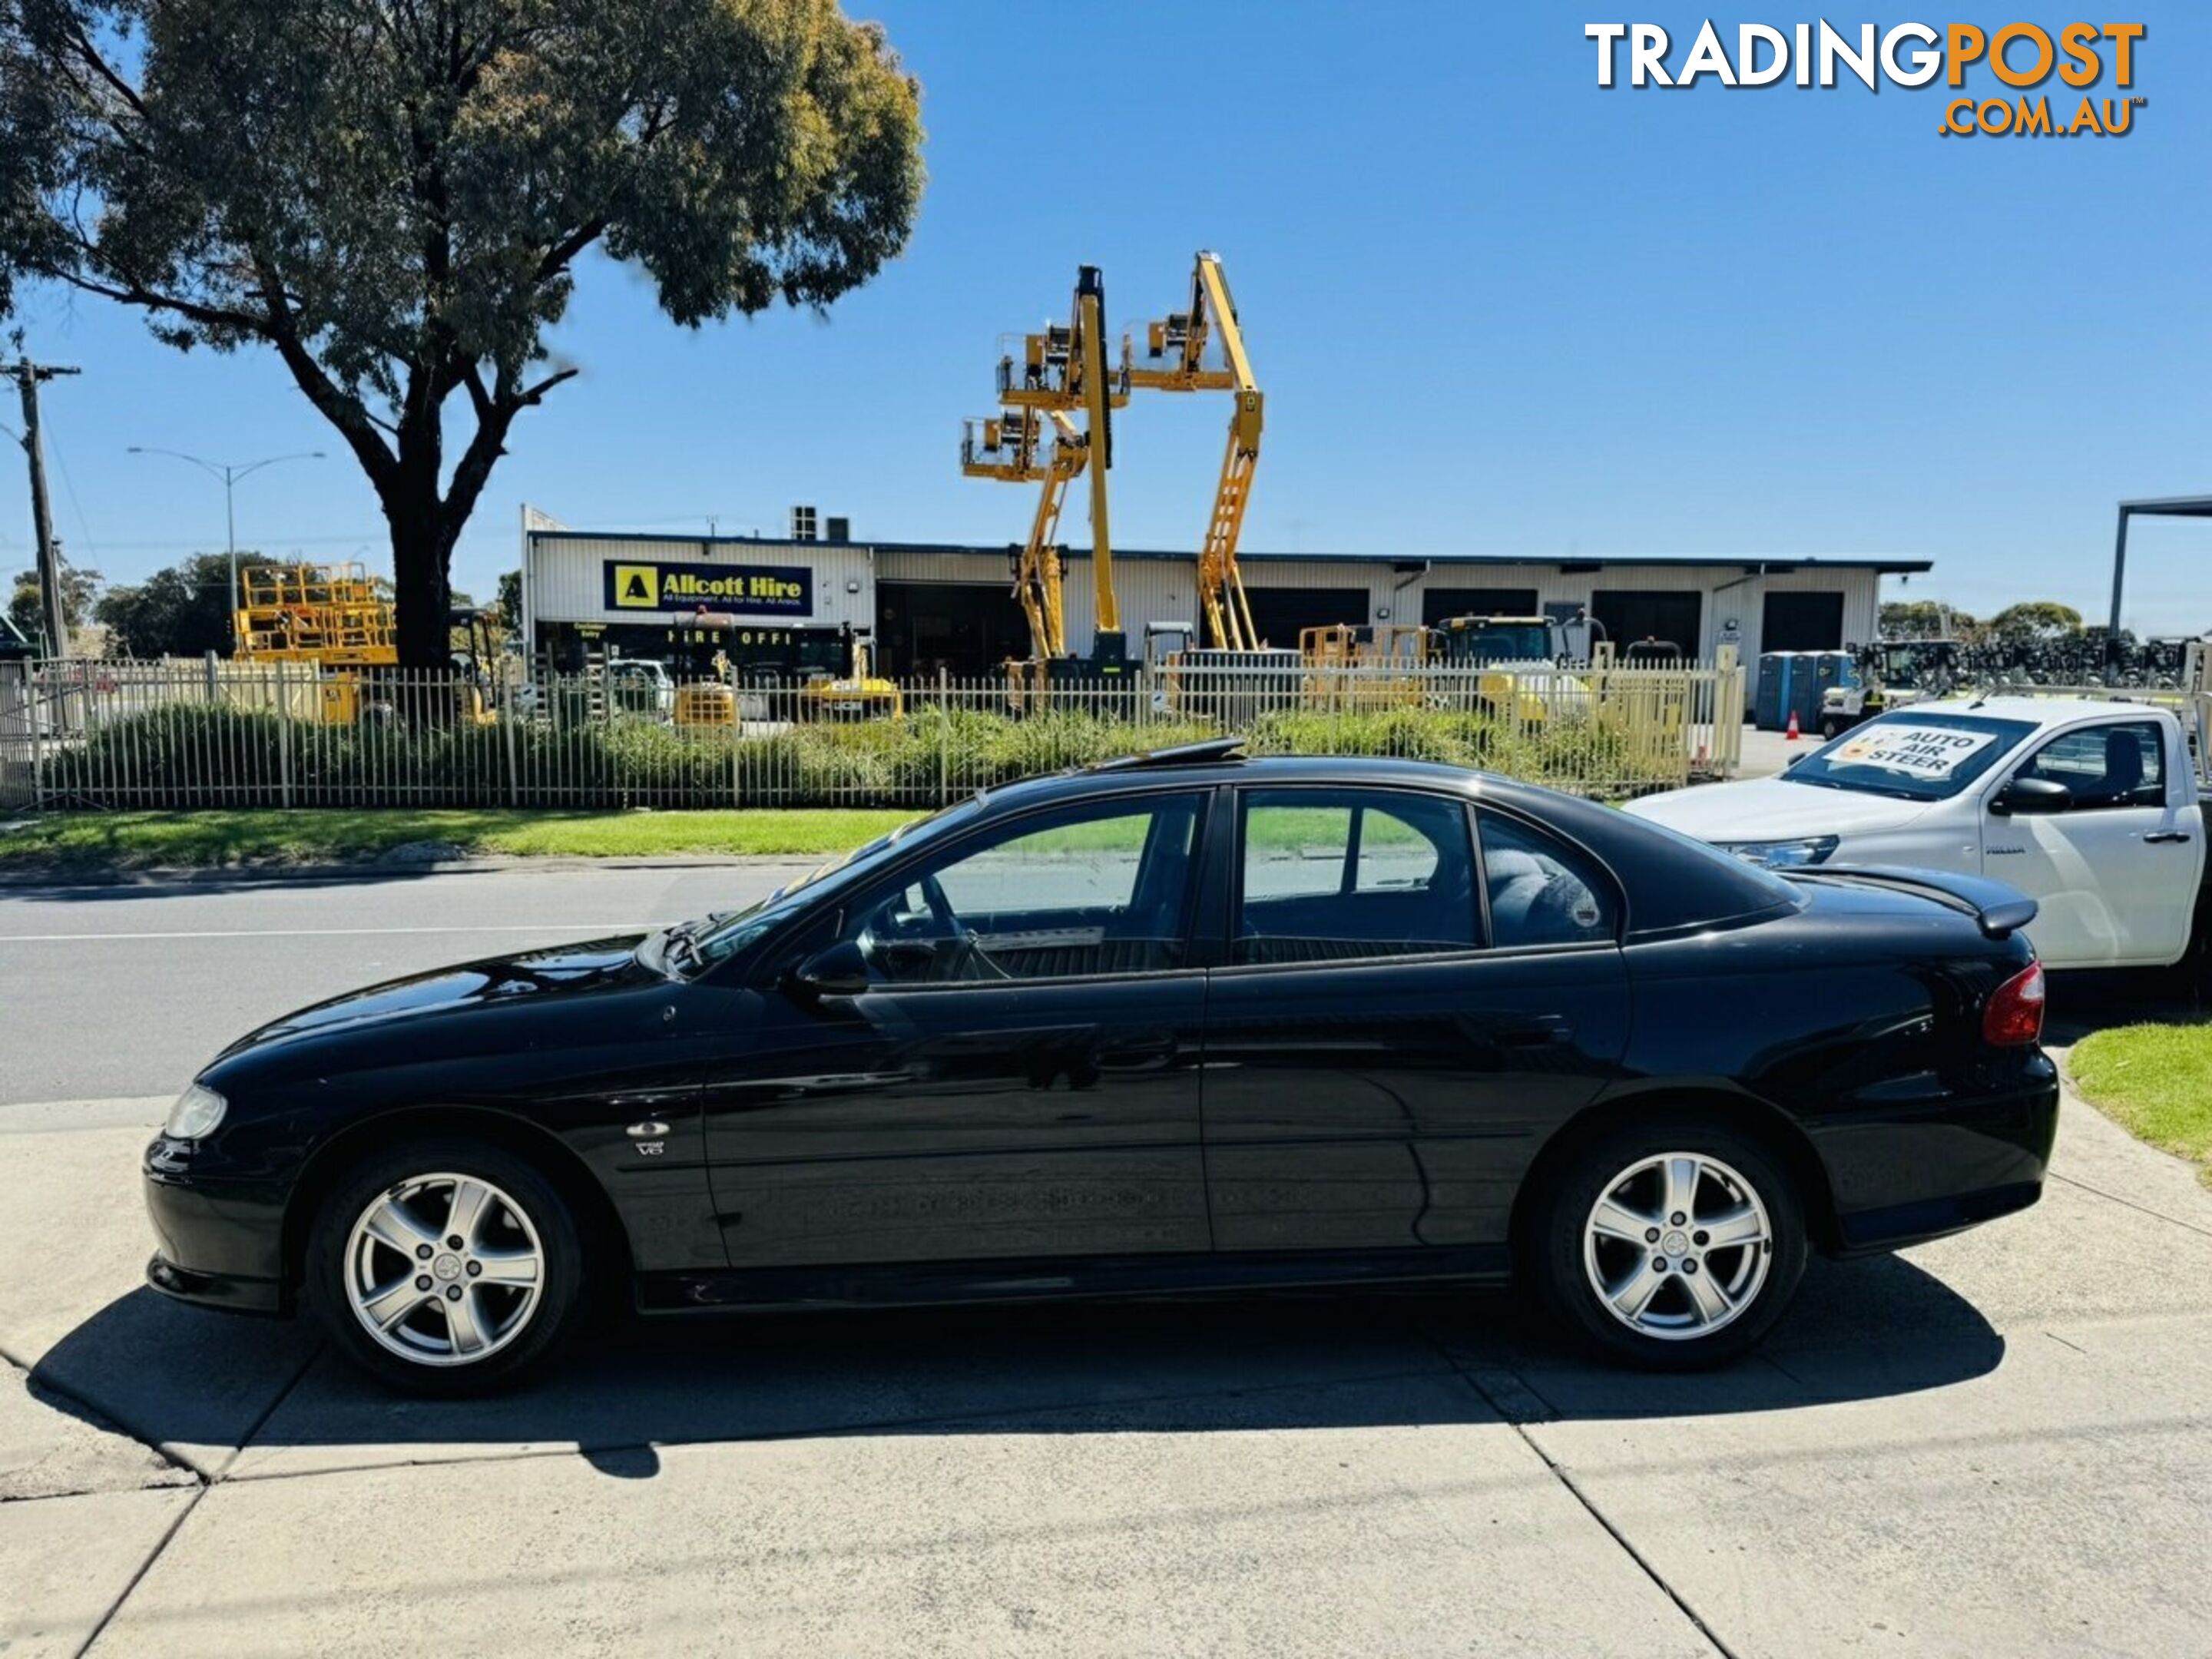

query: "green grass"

left=0, top=807, right=919, bottom=869
left=0, top=796, right=1452, bottom=872
left=2069, top=1023, right=2212, bottom=1189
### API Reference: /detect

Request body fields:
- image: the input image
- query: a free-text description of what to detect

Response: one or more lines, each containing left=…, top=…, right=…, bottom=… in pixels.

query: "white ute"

left=1628, top=680, right=2212, bottom=981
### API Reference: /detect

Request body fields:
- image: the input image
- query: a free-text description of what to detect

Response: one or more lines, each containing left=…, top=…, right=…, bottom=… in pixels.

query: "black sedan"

left=143, top=742, right=2060, bottom=1393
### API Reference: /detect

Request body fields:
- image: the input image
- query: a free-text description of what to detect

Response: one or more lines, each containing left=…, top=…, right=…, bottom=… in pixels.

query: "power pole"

left=12, top=357, right=81, bottom=657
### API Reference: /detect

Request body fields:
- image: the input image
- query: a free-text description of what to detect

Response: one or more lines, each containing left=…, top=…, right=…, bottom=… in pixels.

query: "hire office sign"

left=604, top=560, right=814, bottom=618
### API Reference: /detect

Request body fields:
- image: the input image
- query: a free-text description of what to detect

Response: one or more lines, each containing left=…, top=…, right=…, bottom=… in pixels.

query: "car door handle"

left=2144, top=830, right=2193, bottom=844
left=1098, top=1034, right=1180, bottom=1068
left=1496, top=1023, right=1572, bottom=1049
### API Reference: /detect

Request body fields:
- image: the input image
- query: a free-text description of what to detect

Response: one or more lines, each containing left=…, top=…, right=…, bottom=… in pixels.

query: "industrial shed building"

left=517, top=508, right=1929, bottom=679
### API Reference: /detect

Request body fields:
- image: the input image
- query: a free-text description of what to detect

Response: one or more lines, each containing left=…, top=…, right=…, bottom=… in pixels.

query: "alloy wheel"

left=1581, top=1152, right=1774, bottom=1341
left=343, top=1173, right=545, bottom=1366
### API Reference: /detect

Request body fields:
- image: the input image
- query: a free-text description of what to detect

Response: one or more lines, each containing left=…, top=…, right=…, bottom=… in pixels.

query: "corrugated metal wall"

left=529, top=530, right=1882, bottom=667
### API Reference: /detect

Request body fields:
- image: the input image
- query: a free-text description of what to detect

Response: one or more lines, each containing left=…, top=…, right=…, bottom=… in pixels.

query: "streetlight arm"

left=230, top=450, right=326, bottom=482
left=126, top=445, right=231, bottom=485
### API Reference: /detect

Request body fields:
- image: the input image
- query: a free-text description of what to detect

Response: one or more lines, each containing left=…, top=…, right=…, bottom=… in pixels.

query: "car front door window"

left=846, top=794, right=1205, bottom=985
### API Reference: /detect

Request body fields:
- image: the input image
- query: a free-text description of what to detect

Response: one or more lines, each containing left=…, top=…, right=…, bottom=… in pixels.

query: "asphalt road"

left=0, top=863, right=813, bottom=1106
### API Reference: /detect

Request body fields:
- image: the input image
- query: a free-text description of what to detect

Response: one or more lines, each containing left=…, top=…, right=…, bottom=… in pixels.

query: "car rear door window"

left=1478, top=813, right=1617, bottom=947
left=1236, top=789, right=1479, bottom=964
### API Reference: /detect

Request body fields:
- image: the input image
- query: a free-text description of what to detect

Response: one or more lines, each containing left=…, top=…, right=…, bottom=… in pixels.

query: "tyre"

left=1529, top=1118, right=1807, bottom=1369
left=1819, top=715, right=1844, bottom=739
left=306, top=1140, right=585, bottom=1396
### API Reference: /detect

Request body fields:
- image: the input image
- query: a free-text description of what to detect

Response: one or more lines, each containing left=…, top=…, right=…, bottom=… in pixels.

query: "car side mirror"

left=1991, top=776, right=2071, bottom=817
left=786, top=939, right=872, bottom=1000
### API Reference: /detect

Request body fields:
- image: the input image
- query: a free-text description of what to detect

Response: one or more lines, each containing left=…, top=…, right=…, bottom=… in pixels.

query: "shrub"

left=39, top=694, right=1677, bottom=810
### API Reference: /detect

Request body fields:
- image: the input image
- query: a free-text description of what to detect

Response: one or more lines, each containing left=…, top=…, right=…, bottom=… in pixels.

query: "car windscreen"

left=680, top=795, right=989, bottom=969
left=1783, top=711, right=2037, bottom=801
left=1459, top=625, right=1549, bottom=661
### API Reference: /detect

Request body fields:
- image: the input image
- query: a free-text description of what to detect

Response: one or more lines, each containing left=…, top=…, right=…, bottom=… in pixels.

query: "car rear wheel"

left=306, top=1141, right=584, bottom=1396
left=1532, top=1119, right=1807, bottom=1369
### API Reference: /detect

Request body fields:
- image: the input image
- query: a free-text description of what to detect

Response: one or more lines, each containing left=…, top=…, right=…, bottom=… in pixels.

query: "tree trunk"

left=386, top=409, right=452, bottom=673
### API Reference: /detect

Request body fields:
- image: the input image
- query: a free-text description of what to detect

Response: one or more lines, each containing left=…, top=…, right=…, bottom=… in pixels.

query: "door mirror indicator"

left=1991, top=776, right=2072, bottom=817
left=787, top=939, right=872, bottom=999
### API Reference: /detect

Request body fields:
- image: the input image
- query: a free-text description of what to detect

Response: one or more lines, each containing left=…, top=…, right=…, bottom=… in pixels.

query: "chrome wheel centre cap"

left=432, top=1252, right=464, bottom=1282
left=1660, top=1229, right=1690, bottom=1258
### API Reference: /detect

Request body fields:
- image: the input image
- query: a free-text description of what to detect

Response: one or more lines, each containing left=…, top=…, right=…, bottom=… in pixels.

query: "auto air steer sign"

left=604, top=559, right=813, bottom=618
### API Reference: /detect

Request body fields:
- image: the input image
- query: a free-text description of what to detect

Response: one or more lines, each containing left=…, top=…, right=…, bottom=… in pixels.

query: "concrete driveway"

left=2, top=871, right=2210, bottom=1656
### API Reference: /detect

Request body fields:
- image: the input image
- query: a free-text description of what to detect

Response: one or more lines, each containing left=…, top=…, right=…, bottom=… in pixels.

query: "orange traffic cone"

left=1785, top=710, right=1801, bottom=741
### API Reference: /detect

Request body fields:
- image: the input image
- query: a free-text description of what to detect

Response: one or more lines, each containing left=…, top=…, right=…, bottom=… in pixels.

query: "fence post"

left=936, top=667, right=949, bottom=806
left=502, top=695, right=521, bottom=806
left=26, top=666, right=44, bottom=810
left=276, top=661, right=293, bottom=809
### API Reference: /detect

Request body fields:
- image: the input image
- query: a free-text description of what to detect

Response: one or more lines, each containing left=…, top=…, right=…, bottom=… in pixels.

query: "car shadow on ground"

left=2045, top=969, right=2204, bottom=1046
left=36, top=1251, right=2001, bottom=1481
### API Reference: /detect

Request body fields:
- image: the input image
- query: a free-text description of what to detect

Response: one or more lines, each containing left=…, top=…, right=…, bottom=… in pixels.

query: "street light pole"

left=127, top=447, right=326, bottom=651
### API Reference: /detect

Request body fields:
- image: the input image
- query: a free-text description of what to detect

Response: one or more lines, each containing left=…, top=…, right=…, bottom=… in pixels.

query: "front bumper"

left=143, top=1137, right=290, bottom=1317
left=145, top=1253, right=285, bottom=1316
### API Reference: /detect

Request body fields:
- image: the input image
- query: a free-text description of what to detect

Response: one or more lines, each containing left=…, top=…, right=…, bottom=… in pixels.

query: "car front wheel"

left=1533, top=1120, right=1807, bottom=1369
left=306, top=1140, right=584, bottom=1396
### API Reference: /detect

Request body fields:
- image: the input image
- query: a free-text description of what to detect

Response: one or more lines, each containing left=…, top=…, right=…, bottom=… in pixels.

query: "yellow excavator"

left=962, top=264, right=1131, bottom=707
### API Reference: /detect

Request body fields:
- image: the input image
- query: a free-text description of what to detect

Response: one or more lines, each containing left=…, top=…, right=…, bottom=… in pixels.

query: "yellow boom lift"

left=961, top=265, right=1131, bottom=702
left=961, top=406, right=1086, bottom=664
left=1128, top=252, right=1267, bottom=652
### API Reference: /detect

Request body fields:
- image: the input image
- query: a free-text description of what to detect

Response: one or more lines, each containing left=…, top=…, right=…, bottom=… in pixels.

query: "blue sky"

left=5, top=3, right=2208, bottom=632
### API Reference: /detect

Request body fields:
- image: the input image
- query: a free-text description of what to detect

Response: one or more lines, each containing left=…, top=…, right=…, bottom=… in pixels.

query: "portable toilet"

left=1791, top=651, right=1856, bottom=732
left=1754, top=652, right=1800, bottom=731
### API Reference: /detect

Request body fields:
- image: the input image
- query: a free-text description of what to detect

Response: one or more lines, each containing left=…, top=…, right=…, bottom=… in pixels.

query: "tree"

left=0, top=2, right=924, bottom=669
left=94, top=552, right=237, bottom=658
left=7, top=561, right=101, bottom=649
left=1879, top=599, right=1973, bottom=639
left=495, top=568, right=522, bottom=628
left=1986, top=601, right=2083, bottom=640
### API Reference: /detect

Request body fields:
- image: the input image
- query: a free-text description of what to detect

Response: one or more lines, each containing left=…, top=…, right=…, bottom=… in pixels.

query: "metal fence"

left=0, top=654, right=1746, bottom=813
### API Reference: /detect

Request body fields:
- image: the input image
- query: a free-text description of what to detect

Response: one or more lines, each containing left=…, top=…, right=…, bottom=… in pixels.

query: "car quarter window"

left=1236, top=788, right=1479, bottom=964
left=1477, top=813, right=1617, bottom=947
left=2013, top=721, right=2165, bottom=810
left=841, top=793, right=1205, bottom=985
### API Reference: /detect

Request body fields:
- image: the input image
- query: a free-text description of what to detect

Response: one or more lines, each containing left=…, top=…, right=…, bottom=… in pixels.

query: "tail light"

left=1982, top=962, right=2046, bottom=1047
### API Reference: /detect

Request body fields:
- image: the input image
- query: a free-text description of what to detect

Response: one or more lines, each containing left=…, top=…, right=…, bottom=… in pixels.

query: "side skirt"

left=634, top=1244, right=1514, bottom=1316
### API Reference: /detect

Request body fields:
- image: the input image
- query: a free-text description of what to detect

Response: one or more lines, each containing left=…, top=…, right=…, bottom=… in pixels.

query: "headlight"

left=164, top=1083, right=227, bottom=1140
left=1717, top=836, right=1839, bottom=869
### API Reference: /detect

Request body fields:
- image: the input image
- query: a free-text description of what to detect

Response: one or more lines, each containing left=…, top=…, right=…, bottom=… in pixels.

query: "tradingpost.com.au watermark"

left=1585, top=20, right=2146, bottom=136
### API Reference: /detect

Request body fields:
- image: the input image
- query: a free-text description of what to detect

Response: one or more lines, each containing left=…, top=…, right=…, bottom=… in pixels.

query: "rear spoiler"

left=1789, top=866, right=2039, bottom=940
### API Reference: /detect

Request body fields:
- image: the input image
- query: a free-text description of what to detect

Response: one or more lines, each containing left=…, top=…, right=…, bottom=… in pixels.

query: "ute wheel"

left=1530, top=1118, right=1807, bottom=1369
left=1819, top=716, right=1845, bottom=739
left=306, top=1140, right=584, bottom=1396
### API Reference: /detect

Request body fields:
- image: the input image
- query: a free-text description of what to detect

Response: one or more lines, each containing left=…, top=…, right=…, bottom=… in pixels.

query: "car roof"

left=966, top=751, right=1798, bottom=939
left=1899, top=696, right=2171, bottom=727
